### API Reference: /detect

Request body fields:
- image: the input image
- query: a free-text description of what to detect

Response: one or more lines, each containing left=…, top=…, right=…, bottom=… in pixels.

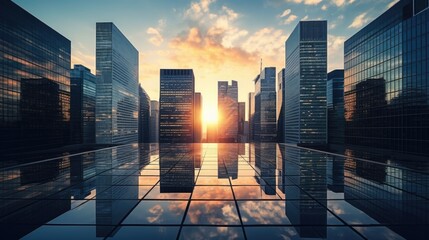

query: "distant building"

left=159, top=69, right=195, bottom=143
left=238, top=102, right=247, bottom=142
left=139, top=85, right=151, bottom=143
left=284, top=21, right=327, bottom=146
left=277, top=68, right=285, bottom=143
left=248, top=92, right=255, bottom=142
left=96, top=22, right=139, bottom=144
left=0, top=1, right=71, bottom=153
left=70, top=65, right=96, bottom=144
left=194, top=93, right=202, bottom=143
left=327, top=70, right=344, bottom=145
left=218, top=81, right=238, bottom=142
left=254, top=67, right=277, bottom=142
left=149, top=100, right=159, bottom=143
left=344, top=0, right=429, bottom=155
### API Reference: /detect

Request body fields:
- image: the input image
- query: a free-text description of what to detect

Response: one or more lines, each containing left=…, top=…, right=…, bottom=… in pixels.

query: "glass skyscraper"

left=248, top=92, right=255, bottom=142
left=284, top=21, right=328, bottom=146
left=0, top=0, right=71, bottom=154
left=344, top=0, right=429, bottom=156
left=159, top=69, right=195, bottom=143
left=149, top=100, right=159, bottom=143
left=277, top=68, right=285, bottom=143
left=254, top=67, right=277, bottom=142
left=194, top=92, right=202, bottom=143
left=138, top=85, right=150, bottom=143
left=71, top=65, right=96, bottom=144
left=218, top=80, right=238, bottom=142
left=95, top=22, right=139, bottom=144
left=327, top=70, right=345, bottom=145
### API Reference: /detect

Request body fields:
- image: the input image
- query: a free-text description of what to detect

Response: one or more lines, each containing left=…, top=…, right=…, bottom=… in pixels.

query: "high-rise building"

left=149, top=100, right=159, bottom=143
left=248, top=92, right=255, bottom=142
left=218, top=81, right=238, bottom=142
left=284, top=21, right=328, bottom=146
left=277, top=68, right=285, bottom=143
left=344, top=0, right=429, bottom=156
left=159, top=69, right=195, bottom=143
left=254, top=67, right=277, bottom=142
left=238, top=102, right=246, bottom=142
left=139, top=85, right=151, bottom=143
left=194, top=93, right=202, bottom=143
left=327, top=70, right=345, bottom=145
left=70, top=65, right=96, bottom=144
left=95, top=22, right=139, bottom=144
left=0, top=1, right=71, bottom=154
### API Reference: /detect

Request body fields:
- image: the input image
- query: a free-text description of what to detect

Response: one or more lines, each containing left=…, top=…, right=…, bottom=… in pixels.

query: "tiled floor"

left=0, top=143, right=428, bottom=239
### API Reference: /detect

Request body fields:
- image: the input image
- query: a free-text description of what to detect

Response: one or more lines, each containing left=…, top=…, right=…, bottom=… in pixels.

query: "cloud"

left=282, top=14, right=298, bottom=24
left=331, top=0, right=355, bottom=7
left=242, top=28, right=288, bottom=57
left=71, top=47, right=95, bottom=72
left=387, top=0, right=399, bottom=9
left=302, top=15, right=309, bottom=21
left=285, top=0, right=322, bottom=5
left=321, top=4, right=328, bottom=10
left=146, top=19, right=166, bottom=46
left=348, top=12, right=370, bottom=29
left=279, top=9, right=291, bottom=18
left=328, top=34, right=346, bottom=71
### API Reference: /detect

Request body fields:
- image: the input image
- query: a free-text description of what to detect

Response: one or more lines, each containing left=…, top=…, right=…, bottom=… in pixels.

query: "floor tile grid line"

left=102, top=148, right=194, bottom=240
left=223, top=154, right=248, bottom=240
left=175, top=147, right=208, bottom=240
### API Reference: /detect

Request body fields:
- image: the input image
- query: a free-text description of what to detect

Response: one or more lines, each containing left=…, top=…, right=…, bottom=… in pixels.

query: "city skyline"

left=14, top=0, right=399, bottom=126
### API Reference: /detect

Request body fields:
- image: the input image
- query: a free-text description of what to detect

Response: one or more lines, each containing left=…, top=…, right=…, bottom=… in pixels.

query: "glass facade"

left=0, top=1, right=71, bottom=154
left=70, top=65, right=96, bottom=144
left=218, top=80, right=238, bottom=142
left=149, top=100, right=159, bottom=143
left=284, top=21, right=328, bottom=146
left=248, top=92, right=255, bottom=142
left=194, top=93, right=202, bottom=143
left=95, top=22, right=139, bottom=144
left=344, top=0, right=429, bottom=156
left=254, top=67, right=277, bottom=142
left=277, top=68, right=285, bottom=143
left=159, top=69, right=195, bottom=143
left=327, top=70, right=345, bottom=145
left=139, top=85, right=151, bottom=143
left=238, top=102, right=246, bottom=142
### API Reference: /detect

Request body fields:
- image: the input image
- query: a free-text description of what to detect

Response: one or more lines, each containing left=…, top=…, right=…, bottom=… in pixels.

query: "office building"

left=70, top=65, right=96, bottom=144
left=248, top=92, right=255, bottom=142
left=159, top=69, right=195, bottom=143
left=254, top=67, right=277, bottom=142
left=149, top=100, right=159, bottom=143
left=194, top=92, right=202, bottom=143
left=139, top=85, right=151, bottom=143
left=344, top=0, right=429, bottom=155
left=284, top=21, right=328, bottom=146
left=218, top=81, right=238, bottom=142
left=238, top=102, right=246, bottom=142
left=95, top=22, right=139, bottom=144
left=0, top=1, right=71, bottom=153
left=327, top=70, right=345, bottom=145
left=277, top=68, right=285, bottom=142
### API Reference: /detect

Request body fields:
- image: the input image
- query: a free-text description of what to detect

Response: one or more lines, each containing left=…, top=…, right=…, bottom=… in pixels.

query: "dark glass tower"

left=277, top=68, right=285, bottom=143
left=218, top=80, right=238, bottom=142
left=327, top=70, right=345, bottom=145
left=96, top=22, right=139, bottom=144
left=194, top=92, right=202, bottom=143
left=70, top=65, right=96, bottom=144
left=139, top=85, right=151, bottom=143
left=0, top=0, right=71, bottom=154
left=284, top=21, right=328, bottom=147
left=254, top=67, right=277, bottom=142
left=149, top=100, right=159, bottom=143
left=159, top=69, right=195, bottom=143
left=344, top=0, right=429, bottom=156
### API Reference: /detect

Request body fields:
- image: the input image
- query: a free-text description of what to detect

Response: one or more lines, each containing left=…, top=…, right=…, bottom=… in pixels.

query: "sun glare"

left=203, top=109, right=218, bottom=124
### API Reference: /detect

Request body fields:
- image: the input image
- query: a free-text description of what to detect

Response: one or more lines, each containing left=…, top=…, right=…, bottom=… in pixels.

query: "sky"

left=14, top=0, right=399, bottom=128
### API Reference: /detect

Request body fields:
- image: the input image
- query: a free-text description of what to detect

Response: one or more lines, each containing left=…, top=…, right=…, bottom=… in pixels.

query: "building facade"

left=277, top=68, right=285, bottom=143
left=194, top=92, right=202, bottom=143
left=238, top=102, right=247, bottom=142
left=284, top=21, right=328, bottom=146
left=254, top=67, right=277, bottom=142
left=149, top=100, right=159, bottom=143
left=95, top=22, right=139, bottom=144
left=159, top=69, right=195, bottom=143
left=0, top=1, right=71, bottom=154
left=327, top=70, right=345, bottom=145
left=70, top=65, right=96, bottom=144
left=344, top=0, right=429, bottom=155
left=139, top=85, right=151, bottom=143
left=248, top=92, right=255, bottom=142
left=218, top=81, right=238, bottom=142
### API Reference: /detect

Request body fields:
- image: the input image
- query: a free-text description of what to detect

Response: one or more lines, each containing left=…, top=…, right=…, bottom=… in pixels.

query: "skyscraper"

left=254, top=67, right=277, bottom=142
left=284, top=21, right=328, bottom=146
left=0, top=1, right=71, bottom=154
left=218, top=81, right=238, bottom=142
left=95, top=22, right=139, bottom=144
left=159, top=69, right=195, bottom=143
left=344, top=0, right=429, bottom=156
left=139, top=85, right=151, bottom=143
left=149, top=100, right=159, bottom=143
left=248, top=92, right=255, bottom=142
left=70, top=65, right=96, bottom=144
left=238, top=102, right=246, bottom=142
left=327, top=70, right=345, bottom=145
left=277, top=68, right=285, bottom=143
left=194, top=92, right=202, bottom=143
